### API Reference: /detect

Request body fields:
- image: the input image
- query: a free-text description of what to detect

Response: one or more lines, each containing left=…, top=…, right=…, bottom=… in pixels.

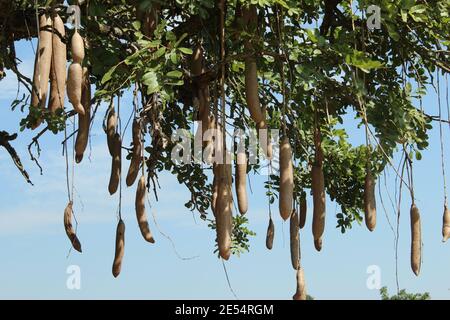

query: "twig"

left=221, top=259, right=238, bottom=300
left=27, top=126, right=48, bottom=175
left=0, top=131, right=33, bottom=185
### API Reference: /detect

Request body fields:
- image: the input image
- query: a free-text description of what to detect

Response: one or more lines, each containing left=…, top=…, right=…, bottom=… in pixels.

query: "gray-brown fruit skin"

left=442, top=205, right=450, bottom=242
left=48, top=13, right=66, bottom=112
left=364, top=171, right=377, bottom=232
left=266, top=217, right=274, bottom=250
left=410, top=203, right=421, bottom=276
left=108, top=133, right=122, bottom=195
left=279, top=137, right=294, bottom=221
left=242, top=5, right=265, bottom=125
left=71, top=31, right=85, bottom=63
left=312, top=165, right=325, bottom=250
left=126, top=119, right=142, bottom=187
left=67, top=62, right=85, bottom=115
left=135, top=176, right=155, bottom=243
left=235, top=152, right=248, bottom=215
left=63, top=201, right=82, bottom=253
left=75, top=67, right=91, bottom=163
left=290, top=210, right=300, bottom=270
left=299, top=197, right=307, bottom=229
left=215, top=163, right=233, bottom=260
left=31, top=14, right=53, bottom=128
left=292, top=268, right=307, bottom=300
left=112, top=219, right=125, bottom=278
left=106, top=106, right=117, bottom=156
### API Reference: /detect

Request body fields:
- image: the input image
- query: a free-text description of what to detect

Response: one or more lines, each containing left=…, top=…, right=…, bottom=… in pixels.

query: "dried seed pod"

left=279, top=137, right=293, bottom=220
left=364, top=170, right=377, bottom=231
left=63, top=201, right=82, bottom=253
left=106, top=105, right=117, bottom=156
left=135, top=176, right=155, bottom=243
left=108, top=133, right=121, bottom=195
left=290, top=210, right=300, bottom=270
left=266, top=217, right=275, bottom=250
left=126, top=119, right=143, bottom=186
left=410, top=203, right=421, bottom=276
left=112, top=219, right=125, bottom=278
left=292, top=268, right=307, bottom=300
left=75, top=67, right=91, bottom=163
left=442, top=204, right=450, bottom=242
left=299, top=195, right=307, bottom=229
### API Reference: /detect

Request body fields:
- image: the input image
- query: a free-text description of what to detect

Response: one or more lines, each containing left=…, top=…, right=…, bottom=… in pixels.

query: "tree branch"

left=0, top=130, right=33, bottom=185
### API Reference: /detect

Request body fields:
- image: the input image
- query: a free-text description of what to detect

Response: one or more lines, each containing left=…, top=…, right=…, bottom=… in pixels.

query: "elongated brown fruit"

left=235, top=152, right=248, bottom=215
left=75, top=68, right=91, bottom=163
left=257, top=106, right=272, bottom=159
left=31, top=14, right=53, bottom=128
left=63, top=201, right=82, bottom=252
left=266, top=217, right=275, bottom=250
left=290, top=210, right=300, bottom=270
left=204, top=115, right=217, bottom=164
left=242, top=5, right=264, bottom=124
left=312, top=165, right=325, bottom=251
left=135, top=176, right=155, bottom=243
left=292, top=268, right=307, bottom=300
left=215, top=163, right=233, bottom=260
left=410, top=204, right=421, bottom=276
left=48, top=13, right=66, bottom=112
left=299, top=195, right=307, bottom=229
left=112, top=219, right=125, bottom=278
left=364, top=170, right=377, bottom=231
left=191, top=44, right=211, bottom=155
left=71, top=30, right=85, bottom=63
left=67, top=63, right=85, bottom=115
left=126, top=119, right=142, bottom=186
left=108, top=133, right=121, bottom=195
left=443, top=205, right=450, bottom=242
left=211, top=167, right=219, bottom=216
left=279, top=137, right=293, bottom=220
left=106, top=105, right=117, bottom=156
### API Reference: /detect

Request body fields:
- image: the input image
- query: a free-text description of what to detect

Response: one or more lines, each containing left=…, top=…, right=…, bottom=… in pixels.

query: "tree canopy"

left=0, top=0, right=449, bottom=298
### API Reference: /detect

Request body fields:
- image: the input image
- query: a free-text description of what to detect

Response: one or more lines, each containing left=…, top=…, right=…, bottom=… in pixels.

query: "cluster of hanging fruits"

left=28, top=5, right=450, bottom=300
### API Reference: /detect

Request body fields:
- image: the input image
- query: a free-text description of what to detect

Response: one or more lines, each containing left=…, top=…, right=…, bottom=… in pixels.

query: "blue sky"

left=1, top=38, right=450, bottom=300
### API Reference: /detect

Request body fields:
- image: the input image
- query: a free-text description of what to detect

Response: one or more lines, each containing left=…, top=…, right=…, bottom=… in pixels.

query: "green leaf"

left=101, top=65, right=118, bottom=84
left=142, top=71, right=159, bottom=94
left=178, top=47, right=193, bottom=55
left=345, top=50, right=384, bottom=73
left=166, top=70, right=183, bottom=78
left=132, top=21, right=141, bottom=30
left=154, top=47, right=166, bottom=59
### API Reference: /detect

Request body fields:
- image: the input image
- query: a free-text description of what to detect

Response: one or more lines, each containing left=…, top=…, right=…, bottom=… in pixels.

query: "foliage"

left=0, top=0, right=449, bottom=254
left=209, top=215, right=256, bottom=256
left=380, top=286, right=430, bottom=300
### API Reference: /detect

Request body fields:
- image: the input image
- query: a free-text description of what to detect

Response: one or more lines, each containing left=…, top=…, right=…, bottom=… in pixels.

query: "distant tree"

left=380, top=286, right=430, bottom=300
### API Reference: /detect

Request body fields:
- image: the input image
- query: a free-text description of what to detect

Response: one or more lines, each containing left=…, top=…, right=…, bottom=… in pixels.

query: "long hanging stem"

left=275, top=6, right=287, bottom=136
left=220, top=0, right=226, bottom=165
left=395, top=157, right=407, bottom=294
left=437, top=71, right=448, bottom=204
left=117, top=95, right=122, bottom=220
